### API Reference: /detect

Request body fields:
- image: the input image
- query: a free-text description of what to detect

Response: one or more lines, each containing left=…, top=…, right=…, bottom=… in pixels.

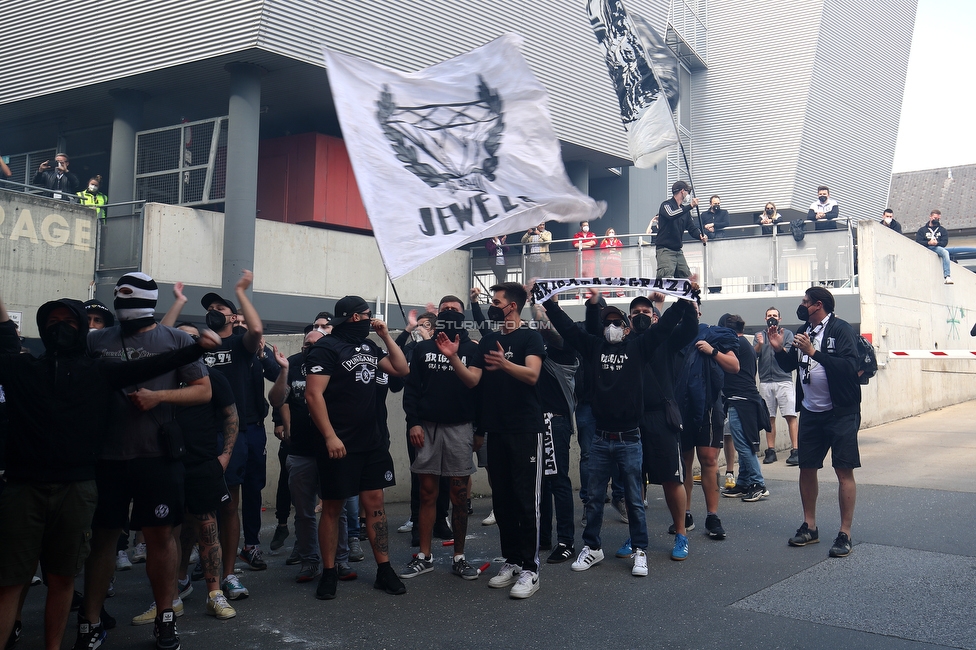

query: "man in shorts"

left=754, top=307, right=798, bottom=465
left=304, top=296, right=409, bottom=600
left=769, top=286, right=861, bottom=558
left=399, top=296, right=483, bottom=580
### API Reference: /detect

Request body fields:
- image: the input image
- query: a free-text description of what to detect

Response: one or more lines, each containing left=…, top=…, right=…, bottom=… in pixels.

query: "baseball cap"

left=201, top=293, right=237, bottom=314
left=330, top=296, right=371, bottom=326
left=600, top=305, right=630, bottom=326
left=629, top=296, right=654, bottom=312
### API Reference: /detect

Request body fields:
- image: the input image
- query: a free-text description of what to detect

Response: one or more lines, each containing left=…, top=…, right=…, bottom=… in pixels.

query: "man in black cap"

left=656, top=180, right=706, bottom=279
left=304, top=296, right=409, bottom=600
left=83, top=300, right=114, bottom=330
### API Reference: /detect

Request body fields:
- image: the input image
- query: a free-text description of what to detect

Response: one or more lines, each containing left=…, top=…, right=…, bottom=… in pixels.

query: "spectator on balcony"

left=521, top=222, right=551, bottom=282
left=77, top=175, right=108, bottom=221
left=600, top=228, right=624, bottom=296
left=757, top=202, right=785, bottom=235
left=0, top=152, right=11, bottom=181
left=573, top=221, right=598, bottom=277
left=881, top=208, right=902, bottom=234
left=807, top=186, right=839, bottom=231
left=703, top=196, right=729, bottom=240
left=32, top=153, right=78, bottom=200
left=485, top=235, right=510, bottom=285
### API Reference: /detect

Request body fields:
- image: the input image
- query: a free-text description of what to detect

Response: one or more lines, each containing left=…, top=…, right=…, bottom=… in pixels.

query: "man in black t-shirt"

left=452, top=282, right=547, bottom=600
left=304, top=296, right=409, bottom=600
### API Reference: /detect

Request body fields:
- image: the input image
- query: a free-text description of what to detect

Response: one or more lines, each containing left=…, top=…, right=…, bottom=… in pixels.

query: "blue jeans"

left=540, top=414, right=575, bottom=546
left=582, top=435, right=648, bottom=551
left=932, top=246, right=951, bottom=277
left=728, top=407, right=763, bottom=488
left=576, top=404, right=623, bottom=504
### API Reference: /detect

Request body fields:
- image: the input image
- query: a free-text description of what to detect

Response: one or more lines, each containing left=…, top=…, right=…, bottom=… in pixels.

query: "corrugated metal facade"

left=689, top=0, right=915, bottom=221
left=1, top=0, right=676, bottom=163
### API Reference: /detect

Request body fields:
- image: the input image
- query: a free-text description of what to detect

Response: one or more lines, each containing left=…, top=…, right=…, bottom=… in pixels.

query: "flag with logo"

left=586, top=0, right=678, bottom=168
left=323, top=34, right=605, bottom=280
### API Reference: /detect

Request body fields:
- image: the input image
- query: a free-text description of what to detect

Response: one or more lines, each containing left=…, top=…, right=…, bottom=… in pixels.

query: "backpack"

left=790, top=219, right=805, bottom=242
left=856, top=335, right=878, bottom=384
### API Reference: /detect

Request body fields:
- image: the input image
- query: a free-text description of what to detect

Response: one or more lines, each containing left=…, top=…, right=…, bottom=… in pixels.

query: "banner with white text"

left=531, top=277, right=700, bottom=304
left=324, top=35, right=605, bottom=279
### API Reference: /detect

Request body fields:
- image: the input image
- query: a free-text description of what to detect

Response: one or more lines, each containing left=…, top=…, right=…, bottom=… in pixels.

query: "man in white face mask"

left=542, top=291, right=699, bottom=574
left=880, top=208, right=901, bottom=234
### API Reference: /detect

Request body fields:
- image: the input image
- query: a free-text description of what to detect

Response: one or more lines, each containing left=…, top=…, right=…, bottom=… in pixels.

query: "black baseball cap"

left=330, top=296, right=371, bottom=326
left=629, top=296, right=654, bottom=312
left=600, top=305, right=630, bottom=326
left=201, top=293, right=237, bottom=314
left=83, top=299, right=115, bottom=327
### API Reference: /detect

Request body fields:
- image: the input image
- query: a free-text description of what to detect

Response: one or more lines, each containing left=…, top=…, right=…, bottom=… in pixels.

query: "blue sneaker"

left=671, top=533, right=689, bottom=561
left=615, top=538, right=633, bottom=558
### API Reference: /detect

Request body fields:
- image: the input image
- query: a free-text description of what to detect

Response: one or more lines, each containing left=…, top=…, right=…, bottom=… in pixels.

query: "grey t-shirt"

left=757, top=328, right=794, bottom=383
left=88, top=324, right=208, bottom=460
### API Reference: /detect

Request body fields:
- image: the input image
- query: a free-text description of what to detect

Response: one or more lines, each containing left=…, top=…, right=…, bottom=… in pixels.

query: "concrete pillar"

left=222, top=63, right=264, bottom=291
left=107, top=89, right=146, bottom=217
left=565, top=160, right=590, bottom=195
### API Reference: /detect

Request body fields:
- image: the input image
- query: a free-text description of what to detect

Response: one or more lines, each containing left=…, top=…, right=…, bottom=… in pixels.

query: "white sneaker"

left=131, top=542, right=147, bottom=563
left=945, top=276, right=954, bottom=284
left=397, top=519, right=413, bottom=533
left=509, top=570, right=539, bottom=599
left=481, top=510, right=496, bottom=526
left=116, top=550, right=133, bottom=571
left=571, top=546, right=605, bottom=572
left=189, top=544, right=200, bottom=564
left=632, top=549, right=648, bottom=577
left=487, top=562, right=520, bottom=588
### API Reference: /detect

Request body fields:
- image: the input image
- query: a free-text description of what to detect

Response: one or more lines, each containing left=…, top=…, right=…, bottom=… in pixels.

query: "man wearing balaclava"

left=0, top=291, right=217, bottom=650
left=79, top=272, right=212, bottom=650
left=304, top=295, right=409, bottom=600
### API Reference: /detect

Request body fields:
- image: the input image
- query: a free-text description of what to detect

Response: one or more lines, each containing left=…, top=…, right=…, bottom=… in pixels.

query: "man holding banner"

left=656, top=181, right=706, bottom=279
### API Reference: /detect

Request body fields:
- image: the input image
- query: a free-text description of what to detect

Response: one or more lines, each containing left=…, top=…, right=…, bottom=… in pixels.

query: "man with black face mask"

left=768, top=286, right=861, bottom=559
left=304, top=295, right=409, bottom=600
left=914, top=209, right=952, bottom=284
left=807, top=186, right=842, bottom=285
left=0, top=293, right=218, bottom=650
left=398, top=295, right=484, bottom=581
left=543, top=290, right=699, bottom=572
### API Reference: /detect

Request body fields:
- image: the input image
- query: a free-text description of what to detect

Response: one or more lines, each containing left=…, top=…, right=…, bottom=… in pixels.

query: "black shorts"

left=797, top=408, right=861, bottom=470
left=640, top=410, right=684, bottom=484
left=680, top=406, right=724, bottom=451
left=317, top=447, right=396, bottom=501
left=93, top=457, right=184, bottom=529
left=184, top=460, right=231, bottom=515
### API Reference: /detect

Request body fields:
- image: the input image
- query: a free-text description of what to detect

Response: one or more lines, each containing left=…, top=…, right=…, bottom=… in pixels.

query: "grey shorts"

left=760, top=381, right=797, bottom=417
left=410, top=421, right=476, bottom=477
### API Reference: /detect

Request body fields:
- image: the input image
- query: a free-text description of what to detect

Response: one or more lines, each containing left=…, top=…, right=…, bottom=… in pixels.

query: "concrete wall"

left=0, top=190, right=97, bottom=336
left=858, top=220, right=976, bottom=427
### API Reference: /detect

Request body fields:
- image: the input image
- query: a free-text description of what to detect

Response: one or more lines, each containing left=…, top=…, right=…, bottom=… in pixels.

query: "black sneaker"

left=433, top=518, right=453, bottom=540
left=153, top=610, right=180, bottom=650
left=762, top=448, right=777, bottom=464
left=285, top=547, right=302, bottom=566
left=374, top=564, right=407, bottom=595
left=72, top=618, right=105, bottom=650
left=239, top=546, right=267, bottom=570
left=546, top=542, right=574, bottom=564
left=742, top=484, right=770, bottom=502
left=829, top=532, right=853, bottom=557
left=786, top=449, right=799, bottom=466
left=270, top=525, right=289, bottom=551
left=99, top=605, right=116, bottom=631
left=788, top=522, right=819, bottom=547
left=190, top=561, right=205, bottom=581
left=315, top=567, right=338, bottom=600
left=668, top=512, right=695, bottom=534
left=722, top=484, right=748, bottom=498
left=705, top=514, right=726, bottom=540
left=6, top=619, right=21, bottom=649
left=466, top=498, right=474, bottom=516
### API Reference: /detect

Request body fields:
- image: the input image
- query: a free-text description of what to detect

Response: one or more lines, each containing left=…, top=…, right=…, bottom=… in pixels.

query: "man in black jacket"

left=768, top=287, right=861, bottom=559
left=914, top=209, right=952, bottom=284
left=32, top=153, right=79, bottom=200
left=656, top=181, right=706, bottom=279
left=881, top=208, right=902, bottom=234
left=0, top=294, right=217, bottom=650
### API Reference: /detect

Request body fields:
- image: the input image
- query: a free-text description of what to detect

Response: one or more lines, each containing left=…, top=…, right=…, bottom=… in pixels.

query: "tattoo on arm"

left=221, top=405, right=239, bottom=456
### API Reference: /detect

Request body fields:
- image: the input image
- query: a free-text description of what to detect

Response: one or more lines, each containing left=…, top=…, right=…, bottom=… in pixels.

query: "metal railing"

left=470, top=220, right=858, bottom=298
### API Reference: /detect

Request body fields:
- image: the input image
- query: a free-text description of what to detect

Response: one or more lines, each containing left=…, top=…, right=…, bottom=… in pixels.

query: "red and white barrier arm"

left=888, top=350, right=976, bottom=359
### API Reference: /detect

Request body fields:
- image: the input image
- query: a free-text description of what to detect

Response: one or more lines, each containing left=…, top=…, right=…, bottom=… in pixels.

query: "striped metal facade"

left=689, top=0, right=915, bottom=221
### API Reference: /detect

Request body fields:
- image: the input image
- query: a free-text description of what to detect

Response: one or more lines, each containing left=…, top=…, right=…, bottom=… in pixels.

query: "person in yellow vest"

left=77, top=175, right=108, bottom=221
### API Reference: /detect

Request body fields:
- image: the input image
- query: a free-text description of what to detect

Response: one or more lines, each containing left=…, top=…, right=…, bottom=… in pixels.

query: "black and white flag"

left=586, top=0, right=678, bottom=167
left=323, top=34, right=605, bottom=280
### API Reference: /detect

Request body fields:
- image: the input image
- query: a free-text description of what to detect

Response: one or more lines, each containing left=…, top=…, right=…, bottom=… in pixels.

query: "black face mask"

left=436, top=310, right=465, bottom=334
left=45, top=321, right=79, bottom=352
left=796, top=305, right=810, bottom=321
left=765, top=208, right=774, bottom=215
left=711, top=204, right=720, bottom=211
left=631, top=313, right=652, bottom=332
left=487, top=304, right=507, bottom=322
left=333, top=319, right=372, bottom=343
left=205, top=310, right=227, bottom=331
left=819, top=196, right=828, bottom=203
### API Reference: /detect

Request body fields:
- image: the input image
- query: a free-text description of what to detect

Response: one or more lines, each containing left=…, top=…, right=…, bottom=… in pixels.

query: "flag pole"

left=386, top=273, right=408, bottom=325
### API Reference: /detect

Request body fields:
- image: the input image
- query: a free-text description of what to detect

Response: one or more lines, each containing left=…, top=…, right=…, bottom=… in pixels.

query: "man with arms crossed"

left=754, top=307, right=798, bottom=465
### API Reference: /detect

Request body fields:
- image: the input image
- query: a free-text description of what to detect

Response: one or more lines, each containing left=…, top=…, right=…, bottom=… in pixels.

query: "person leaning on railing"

left=0, top=151, right=11, bottom=180
left=77, top=175, right=108, bottom=221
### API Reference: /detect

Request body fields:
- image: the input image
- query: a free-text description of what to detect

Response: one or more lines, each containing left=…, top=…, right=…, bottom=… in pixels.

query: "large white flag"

left=323, top=34, right=605, bottom=280
left=586, top=0, right=678, bottom=168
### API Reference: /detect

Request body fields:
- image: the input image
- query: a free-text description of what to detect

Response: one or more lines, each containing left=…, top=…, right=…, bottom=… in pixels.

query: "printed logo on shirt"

left=423, top=351, right=468, bottom=372
left=154, top=504, right=170, bottom=519
left=826, top=337, right=836, bottom=352
left=202, top=350, right=233, bottom=367
left=384, top=470, right=393, bottom=482
left=310, top=365, right=324, bottom=373
left=356, top=364, right=375, bottom=384
left=600, top=352, right=628, bottom=371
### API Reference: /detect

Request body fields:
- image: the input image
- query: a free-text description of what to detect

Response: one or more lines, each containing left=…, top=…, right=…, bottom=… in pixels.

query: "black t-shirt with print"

left=305, top=336, right=388, bottom=453
left=201, top=333, right=253, bottom=431
left=176, top=370, right=236, bottom=468
left=477, top=327, right=546, bottom=434
left=284, top=352, right=325, bottom=458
